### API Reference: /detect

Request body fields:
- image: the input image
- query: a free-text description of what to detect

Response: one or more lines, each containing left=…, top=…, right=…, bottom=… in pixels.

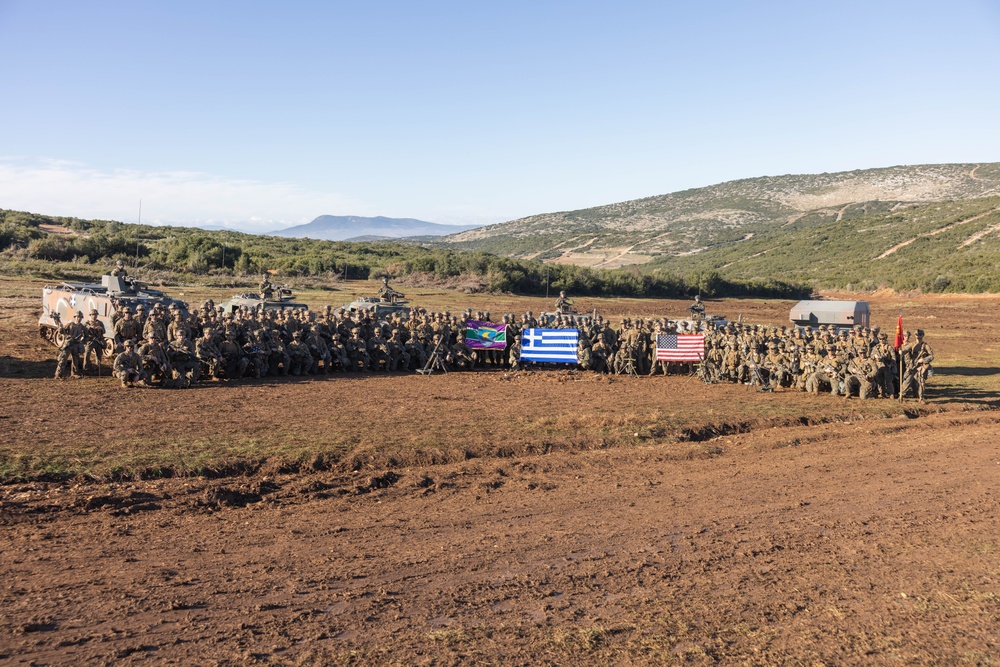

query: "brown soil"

left=1, top=281, right=999, bottom=664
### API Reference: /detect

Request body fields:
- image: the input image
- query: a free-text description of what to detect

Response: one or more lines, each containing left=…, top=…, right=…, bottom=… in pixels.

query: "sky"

left=1, top=0, right=998, bottom=233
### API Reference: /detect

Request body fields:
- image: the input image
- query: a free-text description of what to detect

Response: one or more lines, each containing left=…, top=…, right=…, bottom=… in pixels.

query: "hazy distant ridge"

left=269, top=215, right=479, bottom=241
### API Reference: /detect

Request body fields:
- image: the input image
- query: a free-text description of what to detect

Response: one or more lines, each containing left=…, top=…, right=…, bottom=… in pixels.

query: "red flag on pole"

left=893, top=314, right=904, bottom=350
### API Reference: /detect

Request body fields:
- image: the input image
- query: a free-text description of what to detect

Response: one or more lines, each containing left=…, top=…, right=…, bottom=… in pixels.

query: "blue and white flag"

left=520, top=328, right=579, bottom=364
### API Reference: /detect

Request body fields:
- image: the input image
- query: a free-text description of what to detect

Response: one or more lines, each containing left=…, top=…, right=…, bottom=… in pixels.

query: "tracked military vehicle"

left=339, top=296, right=411, bottom=322
left=340, top=278, right=411, bottom=322
left=539, top=309, right=596, bottom=327
left=39, top=275, right=187, bottom=350
left=218, top=285, right=307, bottom=313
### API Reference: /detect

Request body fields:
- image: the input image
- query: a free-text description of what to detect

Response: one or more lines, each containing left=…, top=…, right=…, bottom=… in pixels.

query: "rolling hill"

left=441, top=163, right=1000, bottom=273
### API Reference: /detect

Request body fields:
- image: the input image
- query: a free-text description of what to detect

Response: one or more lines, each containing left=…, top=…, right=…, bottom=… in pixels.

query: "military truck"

left=218, top=285, right=307, bottom=313
left=39, top=275, right=188, bottom=351
left=790, top=300, right=870, bottom=332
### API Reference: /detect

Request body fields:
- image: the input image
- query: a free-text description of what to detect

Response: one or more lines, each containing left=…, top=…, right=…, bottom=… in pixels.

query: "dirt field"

left=1, top=280, right=999, bottom=664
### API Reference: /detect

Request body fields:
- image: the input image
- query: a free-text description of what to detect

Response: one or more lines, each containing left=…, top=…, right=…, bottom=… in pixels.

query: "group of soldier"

left=694, top=321, right=933, bottom=401
left=50, top=286, right=934, bottom=400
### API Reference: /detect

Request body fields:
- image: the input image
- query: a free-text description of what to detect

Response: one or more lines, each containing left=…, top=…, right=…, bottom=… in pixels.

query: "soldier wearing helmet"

left=53, top=310, right=87, bottom=379
left=112, top=339, right=146, bottom=387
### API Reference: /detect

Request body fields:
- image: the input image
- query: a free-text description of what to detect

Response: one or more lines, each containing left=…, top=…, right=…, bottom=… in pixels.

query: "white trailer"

left=789, top=300, right=870, bottom=330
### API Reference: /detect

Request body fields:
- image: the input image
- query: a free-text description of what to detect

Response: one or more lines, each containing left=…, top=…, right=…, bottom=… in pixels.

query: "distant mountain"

left=268, top=215, right=480, bottom=241
left=192, top=223, right=237, bottom=231
left=441, top=163, right=1000, bottom=268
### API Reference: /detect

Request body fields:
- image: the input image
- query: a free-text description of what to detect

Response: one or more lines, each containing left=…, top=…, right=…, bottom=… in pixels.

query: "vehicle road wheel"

left=53, top=330, right=66, bottom=348
left=105, top=338, right=117, bottom=356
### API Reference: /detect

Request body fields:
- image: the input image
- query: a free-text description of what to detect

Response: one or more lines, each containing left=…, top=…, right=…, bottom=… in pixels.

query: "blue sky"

left=1, top=1, right=998, bottom=232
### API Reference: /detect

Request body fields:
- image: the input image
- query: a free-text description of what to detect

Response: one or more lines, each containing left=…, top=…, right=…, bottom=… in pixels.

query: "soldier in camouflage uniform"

left=82, top=308, right=107, bottom=374
left=286, top=330, right=313, bottom=376
left=54, top=310, right=87, bottom=379
left=113, top=307, right=142, bottom=349
left=138, top=331, right=171, bottom=386
left=113, top=339, right=146, bottom=388
left=168, top=329, right=200, bottom=388
left=196, top=328, right=225, bottom=379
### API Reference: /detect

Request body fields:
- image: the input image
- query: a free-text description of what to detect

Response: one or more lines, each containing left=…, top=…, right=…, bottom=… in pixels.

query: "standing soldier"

left=873, top=332, right=898, bottom=398
left=82, top=308, right=107, bottom=374
left=166, top=312, right=191, bottom=344
left=901, top=330, right=934, bottom=401
left=54, top=311, right=87, bottom=379
left=554, top=291, right=573, bottom=314
left=260, top=273, right=275, bottom=300
left=113, top=307, right=142, bottom=349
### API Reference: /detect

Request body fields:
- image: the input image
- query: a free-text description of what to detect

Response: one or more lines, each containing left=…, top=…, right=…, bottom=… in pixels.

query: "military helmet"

left=89, top=308, right=99, bottom=315
left=74, top=310, right=84, bottom=319
left=124, top=339, right=135, bottom=347
left=116, top=259, right=125, bottom=267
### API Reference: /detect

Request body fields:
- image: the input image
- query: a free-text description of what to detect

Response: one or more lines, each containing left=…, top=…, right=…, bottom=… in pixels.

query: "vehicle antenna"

left=135, top=199, right=142, bottom=265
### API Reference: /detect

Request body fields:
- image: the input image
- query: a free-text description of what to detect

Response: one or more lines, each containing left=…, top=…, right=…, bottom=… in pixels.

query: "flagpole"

left=897, top=309, right=903, bottom=403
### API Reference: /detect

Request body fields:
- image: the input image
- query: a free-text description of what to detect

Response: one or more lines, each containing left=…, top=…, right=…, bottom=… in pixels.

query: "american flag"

left=656, top=333, right=705, bottom=362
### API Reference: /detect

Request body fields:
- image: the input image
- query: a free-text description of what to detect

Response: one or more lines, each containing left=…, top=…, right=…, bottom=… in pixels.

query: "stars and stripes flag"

left=655, top=333, right=705, bottom=362
left=520, top=328, right=579, bottom=364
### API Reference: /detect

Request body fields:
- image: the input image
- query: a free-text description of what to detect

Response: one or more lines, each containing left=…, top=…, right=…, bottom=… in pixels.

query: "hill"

left=269, top=215, right=479, bottom=241
left=442, top=163, right=1000, bottom=270
left=0, top=208, right=806, bottom=299
left=644, top=195, right=1000, bottom=293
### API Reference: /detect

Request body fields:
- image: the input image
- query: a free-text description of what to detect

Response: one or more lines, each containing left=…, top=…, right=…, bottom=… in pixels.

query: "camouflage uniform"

left=54, top=311, right=87, bottom=378
left=286, top=331, right=313, bottom=376
left=168, top=331, right=201, bottom=387
left=82, top=310, right=107, bottom=373
left=113, top=340, right=146, bottom=387
left=137, top=334, right=171, bottom=386
left=196, top=330, right=225, bottom=379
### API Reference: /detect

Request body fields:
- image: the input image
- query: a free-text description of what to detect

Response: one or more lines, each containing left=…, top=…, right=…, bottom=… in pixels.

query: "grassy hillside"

left=0, top=209, right=806, bottom=299
left=644, top=196, right=1000, bottom=293
left=442, top=163, right=1000, bottom=270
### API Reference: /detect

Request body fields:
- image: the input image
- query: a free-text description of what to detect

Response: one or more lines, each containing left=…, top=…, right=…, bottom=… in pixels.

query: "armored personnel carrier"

left=218, top=285, right=307, bottom=313
left=39, top=275, right=188, bottom=350
left=539, top=309, right=596, bottom=327
left=340, top=277, right=412, bottom=322
left=339, top=296, right=411, bottom=322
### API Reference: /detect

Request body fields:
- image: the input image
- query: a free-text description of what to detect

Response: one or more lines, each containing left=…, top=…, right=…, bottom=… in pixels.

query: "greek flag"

left=520, top=328, right=578, bottom=364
